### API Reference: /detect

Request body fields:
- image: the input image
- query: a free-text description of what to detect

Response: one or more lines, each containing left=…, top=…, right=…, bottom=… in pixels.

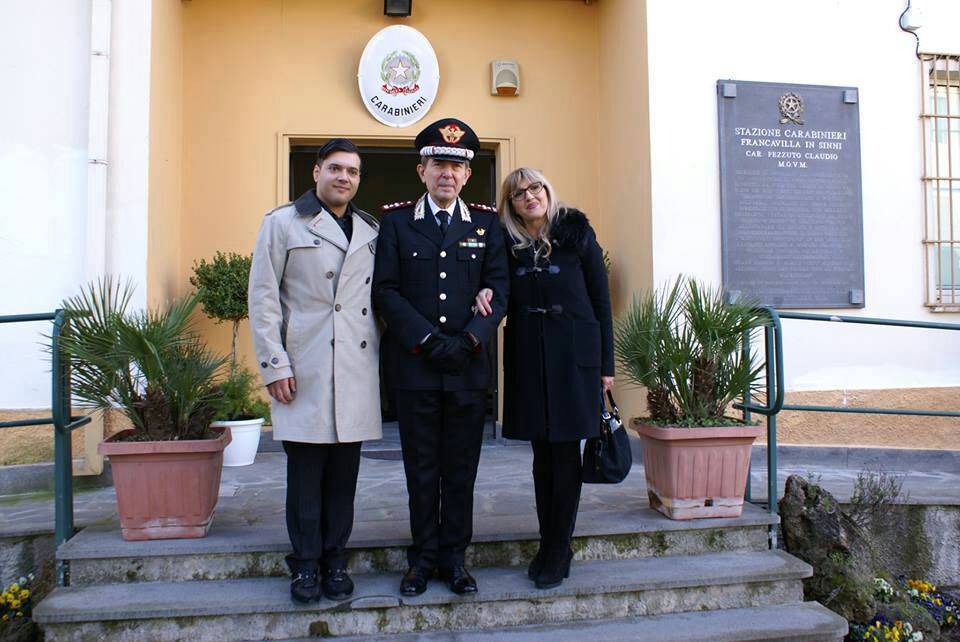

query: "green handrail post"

left=742, top=329, right=753, bottom=503
left=51, top=309, right=74, bottom=585
left=764, top=323, right=778, bottom=549
left=733, top=307, right=783, bottom=549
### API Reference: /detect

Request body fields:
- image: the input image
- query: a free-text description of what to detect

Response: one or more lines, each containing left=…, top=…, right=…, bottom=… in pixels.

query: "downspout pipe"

left=85, top=0, right=111, bottom=281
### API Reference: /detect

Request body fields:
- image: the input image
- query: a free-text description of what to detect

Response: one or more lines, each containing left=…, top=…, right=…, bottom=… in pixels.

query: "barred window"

left=922, top=54, right=960, bottom=308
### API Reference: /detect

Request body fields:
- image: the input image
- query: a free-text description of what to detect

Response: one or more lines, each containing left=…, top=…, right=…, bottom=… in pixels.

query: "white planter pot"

left=211, top=418, right=265, bottom=467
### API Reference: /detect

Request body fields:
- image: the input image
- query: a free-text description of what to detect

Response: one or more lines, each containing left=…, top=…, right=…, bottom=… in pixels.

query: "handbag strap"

left=602, top=389, right=621, bottom=418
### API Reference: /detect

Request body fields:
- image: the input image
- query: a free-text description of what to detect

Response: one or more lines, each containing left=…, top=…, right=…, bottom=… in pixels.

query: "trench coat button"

left=362, top=308, right=368, bottom=315
left=270, top=357, right=279, bottom=365
left=439, top=293, right=447, bottom=301
left=260, top=362, right=268, bottom=368
left=365, top=277, right=371, bottom=284
left=439, top=315, right=447, bottom=323
left=326, top=271, right=335, bottom=279
left=440, top=272, right=447, bottom=279
left=313, top=240, right=321, bottom=245
left=360, top=341, right=367, bottom=349
left=440, top=251, right=447, bottom=258
left=335, top=304, right=342, bottom=311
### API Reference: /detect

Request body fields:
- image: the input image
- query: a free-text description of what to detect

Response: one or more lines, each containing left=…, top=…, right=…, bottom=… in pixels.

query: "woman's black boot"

left=534, top=548, right=572, bottom=589
left=527, top=546, right=546, bottom=580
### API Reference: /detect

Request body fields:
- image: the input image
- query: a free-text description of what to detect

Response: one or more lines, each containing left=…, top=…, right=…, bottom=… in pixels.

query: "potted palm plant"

left=190, top=252, right=268, bottom=467
left=58, top=278, right=230, bottom=540
left=615, top=277, right=767, bottom=520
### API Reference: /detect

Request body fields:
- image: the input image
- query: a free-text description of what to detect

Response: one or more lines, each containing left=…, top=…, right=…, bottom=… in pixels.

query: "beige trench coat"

left=248, top=194, right=382, bottom=444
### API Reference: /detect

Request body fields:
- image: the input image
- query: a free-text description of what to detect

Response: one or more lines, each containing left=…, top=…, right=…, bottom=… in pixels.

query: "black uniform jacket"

left=501, top=208, right=614, bottom=442
left=373, top=196, right=509, bottom=391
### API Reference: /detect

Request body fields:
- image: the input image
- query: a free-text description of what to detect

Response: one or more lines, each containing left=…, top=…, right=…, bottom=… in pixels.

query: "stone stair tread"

left=325, top=602, right=848, bottom=641
left=57, top=503, right=778, bottom=560
left=35, top=550, right=810, bottom=624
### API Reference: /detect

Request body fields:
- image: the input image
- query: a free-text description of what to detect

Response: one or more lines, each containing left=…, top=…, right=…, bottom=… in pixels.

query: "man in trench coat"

left=249, top=138, right=382, bottom=604
left=373, top=118, right=509, bottom=596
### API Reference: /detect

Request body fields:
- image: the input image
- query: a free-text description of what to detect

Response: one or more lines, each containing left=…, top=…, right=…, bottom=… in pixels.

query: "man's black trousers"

left=282, top=440, right=362, bottom=574
left=396, top=389, right=486, bottom=570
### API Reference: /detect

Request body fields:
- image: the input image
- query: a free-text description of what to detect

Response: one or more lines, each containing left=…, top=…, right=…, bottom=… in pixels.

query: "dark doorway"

left=289, top=144, right=500, bottom=434
left=289, top=146, right=497, bottom=215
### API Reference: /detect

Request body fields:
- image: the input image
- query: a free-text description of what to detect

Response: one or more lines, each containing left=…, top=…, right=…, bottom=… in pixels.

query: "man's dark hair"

left=316, top=138, right=362, bottom=171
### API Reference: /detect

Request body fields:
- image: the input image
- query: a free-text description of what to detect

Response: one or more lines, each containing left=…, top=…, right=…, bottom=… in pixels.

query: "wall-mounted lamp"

left=384, top=0, right=412, bottom=17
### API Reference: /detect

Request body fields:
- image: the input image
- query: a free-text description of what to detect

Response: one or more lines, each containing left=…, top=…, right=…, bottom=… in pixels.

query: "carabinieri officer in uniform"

left=373, top=118, right=509, bottom=596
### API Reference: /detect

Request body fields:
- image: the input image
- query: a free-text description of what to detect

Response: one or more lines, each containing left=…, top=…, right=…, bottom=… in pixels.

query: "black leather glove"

left=422, top=332, right=473, bottom=375
left=421, top=332, right=448, bottom=360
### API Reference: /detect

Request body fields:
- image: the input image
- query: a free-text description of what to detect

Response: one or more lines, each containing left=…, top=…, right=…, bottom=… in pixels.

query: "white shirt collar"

left=426, top=193, right=455, bottom=217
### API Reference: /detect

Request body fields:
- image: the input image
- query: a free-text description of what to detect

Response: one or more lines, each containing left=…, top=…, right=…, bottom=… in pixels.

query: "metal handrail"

left=735, top=309, right=960, bottom=550
left=0, top=310, right=90, bottom=585
left=732, top=307, right=784, bottom=546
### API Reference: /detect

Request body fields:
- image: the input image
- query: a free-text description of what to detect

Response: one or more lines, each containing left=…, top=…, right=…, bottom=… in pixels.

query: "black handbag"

left=582, top=391, right=633, bottom=484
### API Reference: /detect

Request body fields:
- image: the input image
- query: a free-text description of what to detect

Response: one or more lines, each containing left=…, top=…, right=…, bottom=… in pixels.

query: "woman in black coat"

left=475, top=167, right=614, bottom=589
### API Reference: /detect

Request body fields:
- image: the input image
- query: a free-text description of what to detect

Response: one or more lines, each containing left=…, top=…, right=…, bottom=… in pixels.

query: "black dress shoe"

left=400, top=566, right=430, bottom=596
left=321, top=567, right=354, bottom=601
left=439, top=565, right=478, bottom=594
left=290, top=570, right=321, bottom=603
left=535, top=549, right=573, bottom=590
left=527, top=548, right=546, bottom=581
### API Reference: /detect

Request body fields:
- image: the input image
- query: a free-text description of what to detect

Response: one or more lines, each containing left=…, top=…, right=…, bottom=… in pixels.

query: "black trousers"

left=531, top=439, right=583, bottom=556
left=396, top=389, right=486, bottom=570
left=282, top=440, right=362, bottom=574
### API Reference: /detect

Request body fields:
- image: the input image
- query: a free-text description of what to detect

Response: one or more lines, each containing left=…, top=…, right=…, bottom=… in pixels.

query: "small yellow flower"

left=14, top=611, right=22, bottom=618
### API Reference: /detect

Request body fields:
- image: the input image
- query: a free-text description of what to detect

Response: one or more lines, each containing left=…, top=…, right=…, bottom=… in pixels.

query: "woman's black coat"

left=501, top=208, right=614, bottom=442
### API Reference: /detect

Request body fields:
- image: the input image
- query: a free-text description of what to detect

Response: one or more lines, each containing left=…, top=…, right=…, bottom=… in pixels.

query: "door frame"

left=275, top=131, right=515, bottom=209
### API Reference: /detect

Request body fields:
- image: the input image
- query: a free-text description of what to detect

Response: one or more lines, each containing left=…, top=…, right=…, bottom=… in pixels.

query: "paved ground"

left=0, top=426, right=957, bottom=540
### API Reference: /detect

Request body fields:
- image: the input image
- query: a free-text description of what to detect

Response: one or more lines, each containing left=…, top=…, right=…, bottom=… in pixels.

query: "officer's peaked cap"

left=415, top=118, right=480, bottom=163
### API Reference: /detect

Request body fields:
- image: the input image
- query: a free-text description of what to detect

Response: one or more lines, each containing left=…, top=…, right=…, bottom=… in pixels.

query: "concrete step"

left=35, top=550, right=810, bottom=641
left=59, top=503, right=777, bottom=585
left=328, top=602, right=848, bottom=641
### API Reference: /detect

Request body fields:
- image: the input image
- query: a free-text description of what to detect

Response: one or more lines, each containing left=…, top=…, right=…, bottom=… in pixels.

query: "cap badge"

left=439, top=124, right=466, bottom=144
left=477, top=228, right=486, bottom=236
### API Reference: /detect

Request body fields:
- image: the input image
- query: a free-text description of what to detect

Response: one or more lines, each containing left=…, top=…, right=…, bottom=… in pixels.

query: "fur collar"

left=550, top=207, right=590, bottom=249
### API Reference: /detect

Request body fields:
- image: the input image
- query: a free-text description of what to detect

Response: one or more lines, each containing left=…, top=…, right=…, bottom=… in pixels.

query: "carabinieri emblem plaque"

left=359, top=26, right=439, bottom=128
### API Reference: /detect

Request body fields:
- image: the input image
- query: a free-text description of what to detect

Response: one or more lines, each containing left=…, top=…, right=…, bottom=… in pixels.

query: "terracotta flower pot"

left=633, top=421, right=762, bottom=520
left=98, top=427, right=231, bottom=541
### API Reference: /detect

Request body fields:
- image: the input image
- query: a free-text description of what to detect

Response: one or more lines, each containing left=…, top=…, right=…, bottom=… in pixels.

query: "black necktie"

left=438, top=210, right=450, bottom=236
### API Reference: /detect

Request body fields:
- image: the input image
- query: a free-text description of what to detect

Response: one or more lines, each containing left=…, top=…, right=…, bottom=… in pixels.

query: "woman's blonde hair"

left=498, top=167, right=561, bottom=261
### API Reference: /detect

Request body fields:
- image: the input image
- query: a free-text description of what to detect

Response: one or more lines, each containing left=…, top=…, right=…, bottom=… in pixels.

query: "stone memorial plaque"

left=718, top=80, right=864, bottom=308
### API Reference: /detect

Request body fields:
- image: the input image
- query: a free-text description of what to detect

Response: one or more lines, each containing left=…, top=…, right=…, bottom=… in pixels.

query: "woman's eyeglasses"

left=509, top=182, right=544, bottom=201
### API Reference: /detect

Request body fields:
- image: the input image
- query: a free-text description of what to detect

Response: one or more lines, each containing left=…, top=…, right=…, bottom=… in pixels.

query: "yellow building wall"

left=172, top=0, right=613, bottom=371
left=597, top=0, right=653, bottom=421
left=147, top=0, right=184, bottom=305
